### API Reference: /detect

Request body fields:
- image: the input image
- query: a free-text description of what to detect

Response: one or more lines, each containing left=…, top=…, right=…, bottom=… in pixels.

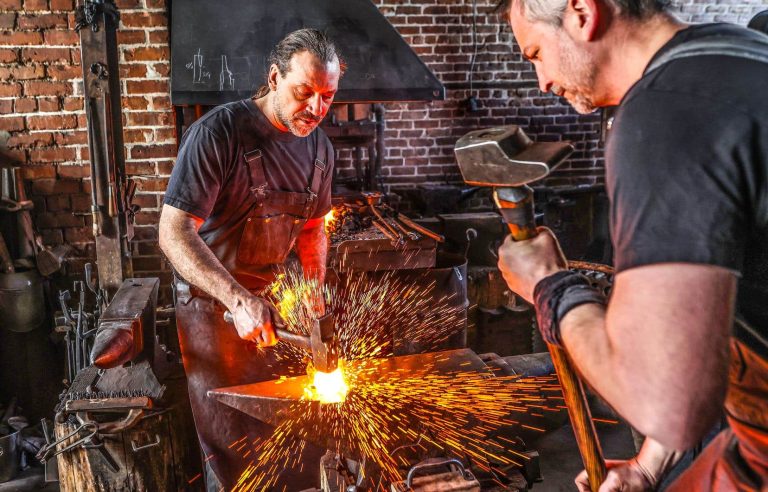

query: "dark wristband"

left=533, top=271, right=607, bottom=346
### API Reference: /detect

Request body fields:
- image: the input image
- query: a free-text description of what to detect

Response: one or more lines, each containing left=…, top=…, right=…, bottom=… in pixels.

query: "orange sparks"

left=304, top=363, right=349, bottom=404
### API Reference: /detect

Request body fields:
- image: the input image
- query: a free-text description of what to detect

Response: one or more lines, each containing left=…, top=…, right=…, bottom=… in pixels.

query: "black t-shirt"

left=163, top=98, right=334, bottom=285
left=607, top=23, right=768, bottom=356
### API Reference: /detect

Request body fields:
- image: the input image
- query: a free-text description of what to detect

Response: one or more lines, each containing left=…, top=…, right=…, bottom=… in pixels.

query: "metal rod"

left=396, top=214, right=445, bottom=243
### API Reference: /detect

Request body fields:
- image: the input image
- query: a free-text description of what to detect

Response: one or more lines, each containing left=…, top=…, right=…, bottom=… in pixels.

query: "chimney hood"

left=170, top=0, right=445, bottom=105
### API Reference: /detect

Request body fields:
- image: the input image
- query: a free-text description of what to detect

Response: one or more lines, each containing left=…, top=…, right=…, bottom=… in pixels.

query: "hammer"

left=224, top=310, right=338, bottom=373
left=454, top=126, right=606, bottom=491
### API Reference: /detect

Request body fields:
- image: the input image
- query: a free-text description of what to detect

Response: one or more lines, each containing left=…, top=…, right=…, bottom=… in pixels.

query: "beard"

left=555, top=32, right=599, bottom=114
left=272, top=96, right=322, bottom=137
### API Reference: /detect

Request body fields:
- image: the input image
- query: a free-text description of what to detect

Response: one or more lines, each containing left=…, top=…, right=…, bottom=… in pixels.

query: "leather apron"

left=175, top=138, right=328, bottom=490
left=667, top=332, right=768, bottom=491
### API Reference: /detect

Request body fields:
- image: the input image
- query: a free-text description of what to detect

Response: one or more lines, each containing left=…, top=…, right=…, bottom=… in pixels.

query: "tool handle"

left=0, top=231, right=15, bottom=274
left=494, top=185, right=606, bottom=491
left=396, top=214, right=445, bottom=243
left=223, top=311, right=311, bottom=351
left=493, top=186, right=538, bottom=241
left=549, top=344, right=606, bottom=490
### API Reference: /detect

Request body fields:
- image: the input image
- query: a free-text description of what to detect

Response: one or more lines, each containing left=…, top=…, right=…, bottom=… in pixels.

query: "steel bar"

left=396, top=214, right=445, bottom=243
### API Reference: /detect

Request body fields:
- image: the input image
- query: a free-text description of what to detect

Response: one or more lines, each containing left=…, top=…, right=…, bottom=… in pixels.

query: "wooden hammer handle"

left=494, top=186, right=606, bottom=491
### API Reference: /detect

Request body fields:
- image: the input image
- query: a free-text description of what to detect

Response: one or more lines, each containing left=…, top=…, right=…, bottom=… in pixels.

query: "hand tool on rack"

left=454, top=125, right=606, bottom=491
left=224, top=310, right=338, bottom=373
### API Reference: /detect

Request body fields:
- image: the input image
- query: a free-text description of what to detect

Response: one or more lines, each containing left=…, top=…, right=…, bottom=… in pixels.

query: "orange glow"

left=304, top=363, right=348, bottom=404
left=323, top=207, right=336, bottom=234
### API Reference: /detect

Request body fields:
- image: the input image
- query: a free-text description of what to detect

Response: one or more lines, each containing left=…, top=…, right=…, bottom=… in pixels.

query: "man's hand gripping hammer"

left=455, top=126, right=606, bottom=491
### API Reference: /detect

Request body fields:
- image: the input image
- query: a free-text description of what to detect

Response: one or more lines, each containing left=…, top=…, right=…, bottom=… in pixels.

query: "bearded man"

left=159, top=28, right=342, bottom=490
left=495, top=0, right=768, bottom=490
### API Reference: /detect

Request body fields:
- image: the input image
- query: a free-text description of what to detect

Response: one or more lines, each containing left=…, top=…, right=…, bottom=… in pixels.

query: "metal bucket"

left=0, top=269, right=45, bottom=333
left=0, top=430, right=20, bottom=483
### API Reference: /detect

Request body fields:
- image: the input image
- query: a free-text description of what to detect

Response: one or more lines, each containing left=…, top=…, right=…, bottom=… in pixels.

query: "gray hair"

left=496, top=0, right=670, bottom=25
left=254, top=28, right=346, bottom=98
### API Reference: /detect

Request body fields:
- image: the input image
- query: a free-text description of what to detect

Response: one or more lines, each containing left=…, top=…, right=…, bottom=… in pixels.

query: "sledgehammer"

left=454, top=126, right=606, bottom=491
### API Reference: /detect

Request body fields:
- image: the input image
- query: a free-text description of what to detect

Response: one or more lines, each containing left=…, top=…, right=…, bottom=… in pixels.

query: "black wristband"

left=533, top=271, right=606, bottom=346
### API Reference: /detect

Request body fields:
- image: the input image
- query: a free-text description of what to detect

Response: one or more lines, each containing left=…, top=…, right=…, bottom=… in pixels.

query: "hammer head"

left=454, top=126, right=574, bottom=187
left=310, top=313, right=338, bottom=373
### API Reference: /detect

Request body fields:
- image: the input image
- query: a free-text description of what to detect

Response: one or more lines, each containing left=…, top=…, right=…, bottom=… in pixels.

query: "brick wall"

left=0, top=0, right=764, bottom=294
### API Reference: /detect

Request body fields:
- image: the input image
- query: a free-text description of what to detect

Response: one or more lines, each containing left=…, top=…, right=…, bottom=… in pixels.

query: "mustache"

left=295, top=112, right=322, bottom=123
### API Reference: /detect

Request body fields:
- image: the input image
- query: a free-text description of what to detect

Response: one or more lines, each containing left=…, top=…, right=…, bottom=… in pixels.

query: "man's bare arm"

left=561, top=263, right=736, bottom=450
left=295, top=217, right=328, bottom=315
left=158, top=204, right=278, bottom=345
left=296, top=217, right=328, bottom=284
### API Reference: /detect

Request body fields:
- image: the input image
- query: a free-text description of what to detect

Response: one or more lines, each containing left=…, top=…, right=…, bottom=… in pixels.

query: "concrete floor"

left=531, top=420, right=637, bottom=491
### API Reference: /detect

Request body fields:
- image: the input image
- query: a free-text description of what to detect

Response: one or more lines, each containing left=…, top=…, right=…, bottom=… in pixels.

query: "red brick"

left=0, top=65, right=44, bottom=80
left=119, top=64, right=147, bottom=78
left=125, top=79, right=168, bottom=95
left=57, top=163, right=88, bottom=178
left=0, top=0, right=21, bottom=8
left=27, top=114, right=77, bottom=130
left=39, top=229, right=63, bottom=245
left=145, top=0, right=165, bottom=7
left=0, top=13, right=15, bottom=29
left=37, top=211, right=83, bottom=228
left=7, top=132, right=53, bottom=147
left=21, top=47, right=69, bottom=63
left=123, top=46, right=169, bottom=62
left=150, top=62, right=170, bottom=77
left=43, top=30, right=79, bottom=45
left=151, top=96, right=171, bottom=111
left=29, top=147, right=76, bottom=162
left=135, top=177, right=168, bottom=192
left=148, top=30, right=168, bottom=44
left=31, top=179, right=81, bottom=196
left=37, top=96, right=59, bottom=112
left=61, top=96, right=82, bottom=111
left=21, top=166, right=56, bottom=180
left=122, top=95, right=148, bottom=110
left=18, top=13, right=68, bottom=29
left=126, top=162, right=154, bottom=174
left=123, top=129, right=152, bottom=144
left=45, top=64, right=81, bottom=80
left=70, top=195, right=90, bottom=212
left=130, top=144, right=175, bottom=159
left=116, top=30, right=145, bottom=45
left=53, top=130, right=87, bottom=145
left=76, top=113, right=86, bottom=127
left=154, top=127, right=175, bottom=142
left=125, top=111, right=173, bottom=126
left=13, top=98, right=37, bottom=113
left=49, top=0, right=72, bottom=9
left=0, top=100, right=12, bottom=114
left=24, top=81, right=72, bottom=96
left=70, top=49, right=80, bottom=64
left=23, top=0, right=47, bottom=9
left=45, top=195, right=70, bottom=212
left=63, top=226, right=91, bottom=243
left=120, top=12, right=167, bottom=29
left=0, top=48, right=17, bottom=63
left=156, top=160, right=174, bottom=175
left=0, top=116, right=24, bottom=131
left=0, top=31, right=43, bottom=45
left=115, top=0, right=141, bottom=7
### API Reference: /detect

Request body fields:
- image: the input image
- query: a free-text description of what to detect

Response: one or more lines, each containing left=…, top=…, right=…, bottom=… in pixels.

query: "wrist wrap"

left=533, top=270, right=607, bottom=346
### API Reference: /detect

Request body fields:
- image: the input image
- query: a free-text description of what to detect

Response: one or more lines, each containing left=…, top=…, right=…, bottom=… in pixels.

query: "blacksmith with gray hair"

left=494, top=0, right=768, bottom=490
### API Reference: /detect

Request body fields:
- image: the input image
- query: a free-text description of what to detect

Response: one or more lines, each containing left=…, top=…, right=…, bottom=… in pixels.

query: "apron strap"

left=244, top=149, right=268, bottom=203
left=645, top=32, right=768, bottom=75
left=303, top=134, right=328, bottom=217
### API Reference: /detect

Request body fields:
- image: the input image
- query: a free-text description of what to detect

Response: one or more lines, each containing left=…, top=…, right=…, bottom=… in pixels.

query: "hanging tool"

left=454, top=125, right=606, bottom=491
